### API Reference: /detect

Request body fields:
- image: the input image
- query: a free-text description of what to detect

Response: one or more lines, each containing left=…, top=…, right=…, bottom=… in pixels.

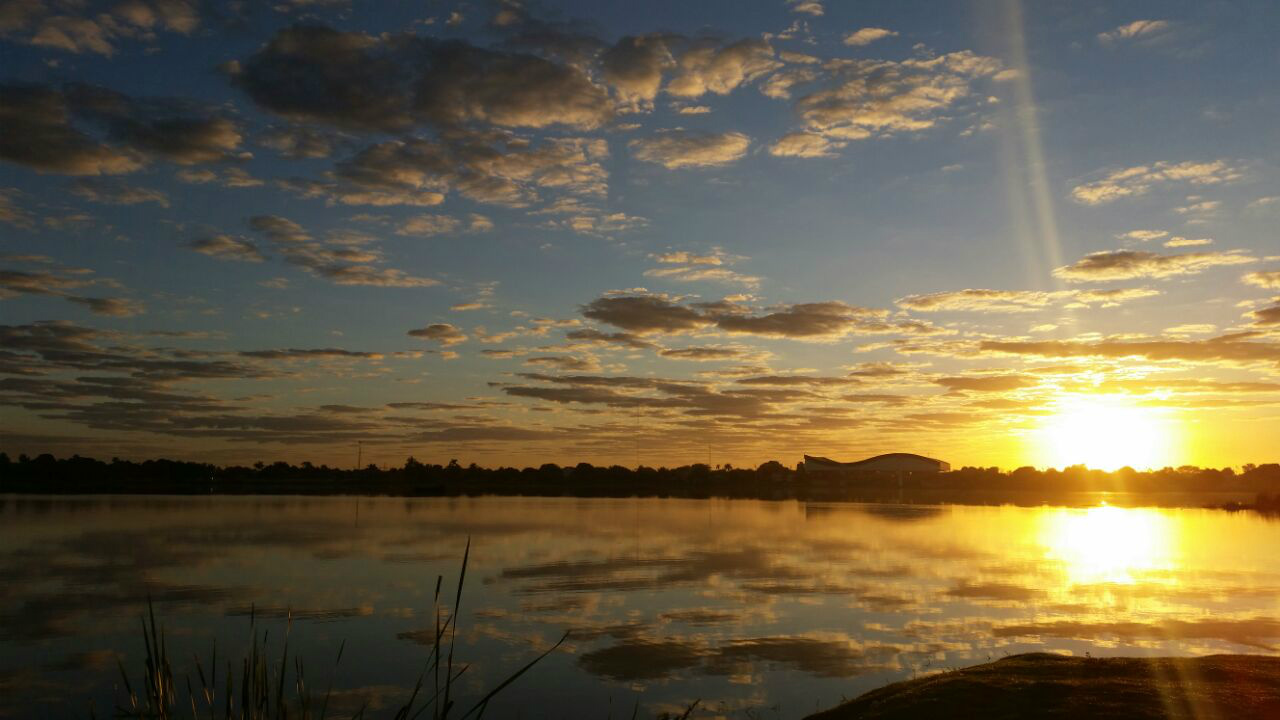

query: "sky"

left=1, top=0, right=1279, bottom=471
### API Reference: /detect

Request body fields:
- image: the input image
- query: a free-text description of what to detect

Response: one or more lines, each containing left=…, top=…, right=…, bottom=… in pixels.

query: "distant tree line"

left=3, top=452, right=1280, bottom=505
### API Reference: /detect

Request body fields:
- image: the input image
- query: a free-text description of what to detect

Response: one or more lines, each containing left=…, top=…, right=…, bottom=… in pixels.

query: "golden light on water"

left=1039, top=505, right=1176, bottom=586
left=1034, top=395, right=1180, bottom=471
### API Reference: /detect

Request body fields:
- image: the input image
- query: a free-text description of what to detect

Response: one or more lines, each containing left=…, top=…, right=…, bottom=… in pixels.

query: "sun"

left=1034, top=395, right=1178, bottom=471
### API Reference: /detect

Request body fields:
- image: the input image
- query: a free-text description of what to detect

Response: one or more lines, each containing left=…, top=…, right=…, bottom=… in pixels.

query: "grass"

left=803, top=652, right=1280, bottom=720
left=106, top=540, right=569, bottom=720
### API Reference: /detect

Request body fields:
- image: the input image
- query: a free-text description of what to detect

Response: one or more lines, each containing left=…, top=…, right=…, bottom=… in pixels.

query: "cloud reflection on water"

left=2, top=496, right=1280, bottom=717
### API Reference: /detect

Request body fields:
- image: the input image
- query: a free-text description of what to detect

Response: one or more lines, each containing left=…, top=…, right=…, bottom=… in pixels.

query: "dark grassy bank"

left=5, top=452, right=1280, bottom=509
left=805, top=653, right=1280, bottom=719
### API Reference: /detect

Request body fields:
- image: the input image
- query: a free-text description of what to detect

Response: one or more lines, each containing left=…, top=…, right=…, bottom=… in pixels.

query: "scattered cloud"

left=935, top=375, right=1035, bottom=393
left=1164, top=236, right=1213, bottom=248
left=898, top=289, right=1058, bottom=313
left=630, top=130, right=751, bottom=169
left=248, top=215, right=439, bottom=287
left=792, top=50, right=1002, bottom=142
left=0, top=0, right=200, bottom=56
left=666, top=39, right=780, bottom=99
left=407, top=323, right=468, bottom=346
left=0, top=189, right=34, bottom=228
left=176, top=167, right=263, bottom=188
left=842, top=28, right=898, bottom=46
left=190, top=235, right=266, bottom=263
left=1070, top=160, right=1242, bottom=205
left=980, top=338, right=1280, bottom=368
left=71, top=178, right=169, bottom=206
left=63, top=295, right=146, bottom=317
left=396, top=214, right=461, bottom=237
left=769, top=132, right=841, bottom=158
left=789, top=1, right=824, bottom=17
left=1242, top=271, right=1280, bottom=290
left=1053, top=250, right=1255, bottom=282
left=645, top=249, right=759, bottom=287
left=0, top=265, right=142, bottom=317
left=897, top=287, right=1158, bottom=312
left=524, top=354, right=601, bottom=372
left=1118, top=230, right=1168, bottom=242
left=1097, top=20, right=1172, bottom=45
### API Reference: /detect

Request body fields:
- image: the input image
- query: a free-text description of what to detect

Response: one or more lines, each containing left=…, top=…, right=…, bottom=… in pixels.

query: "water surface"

left=2, top=495, right=1279, bottom=718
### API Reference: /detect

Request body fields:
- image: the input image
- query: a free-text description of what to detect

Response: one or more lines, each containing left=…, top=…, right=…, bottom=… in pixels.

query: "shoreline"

left=804, top=653, right=1280, bottom=719
left=0, top=485, right=1274, bottom=509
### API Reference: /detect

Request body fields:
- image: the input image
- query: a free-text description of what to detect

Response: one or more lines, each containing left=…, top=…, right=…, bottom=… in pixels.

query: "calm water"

left=3, top=495, right=1280, bottom=718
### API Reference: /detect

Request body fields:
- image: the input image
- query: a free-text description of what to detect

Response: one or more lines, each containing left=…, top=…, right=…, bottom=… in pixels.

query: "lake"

left=2, top=495, right=1279, bottom=718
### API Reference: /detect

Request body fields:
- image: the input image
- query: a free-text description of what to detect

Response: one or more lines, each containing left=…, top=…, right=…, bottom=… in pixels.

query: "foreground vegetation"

left=107, top=543, right=570, bottom=720
left=804, top=653, right=1280, bottom=719
left=4, top=452, right=1280, bottom=506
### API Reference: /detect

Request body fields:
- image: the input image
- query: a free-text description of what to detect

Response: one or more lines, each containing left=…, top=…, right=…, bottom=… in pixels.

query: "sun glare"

left=1039, top=505, right=1176, bottom=585
left=1035, top=396, right=1178, bottom=471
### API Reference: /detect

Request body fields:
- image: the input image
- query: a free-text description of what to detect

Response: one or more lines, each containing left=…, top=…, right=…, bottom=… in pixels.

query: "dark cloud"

left=0, top=82, right=243, bottom=175
left=284, top=132, right=607, bottom=208
left=1053, top=249, right=1255, bottom=282
left=578, top=639, right=704, bottom=681
left=70, top=178, right=168, bottom=206
left=1249, top=304, right=1280, bottom=327
left=0, top=268, right=91, bottom=297
left=0, top=188, right=34, bottom=228
left=714, top=301, right=886, bottom=340
left=238, top=348, right=382, bottom=360
left=233, top=25, right=612, bottom=132
left=0, top=84, right=143, bottom=175
left=189, top=235, right=266, bottom=263
left=62, top=295, right=145, bottom=317
left=601, top=34, right=674, bottom=108
left=934, top=375, right=1035, bottom=392
left=945, top=581, right=1047, bottom=602
left=659, top=608, right=741, bottom=626
left=578, top=634, right=891, bottom=682
left=524, top=355, right=600, bottom=372
left=581, top=294, right=707, bottom=334
left=1, top=266, right=143, bottom=316
left=407, top=323, right=467, bottom=346
left=248, top=215, right=439, bottom=286
left=735, top=375, right=858, bottom=387
left=64, top=83, right=244, bottom=165
left=707, top=636, right=891, bottom=678
left=410, top=426, right=561, bottom=442
left=258, top=125, right=347, bottom=159
left=0, top=0, right=199, bottom=56
left=580, top=295, right=895, bottom=341
left=659, top=346, right=750, bottom=360
left=565, top=328, right=657, bottom=349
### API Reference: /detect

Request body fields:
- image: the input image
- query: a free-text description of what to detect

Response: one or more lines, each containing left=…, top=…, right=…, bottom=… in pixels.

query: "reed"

left=110, top=540, right=568, bottom=720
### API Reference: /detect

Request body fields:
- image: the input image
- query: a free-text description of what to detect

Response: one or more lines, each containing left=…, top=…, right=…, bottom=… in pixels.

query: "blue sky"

left=2, top=0, right=1279, bottom=470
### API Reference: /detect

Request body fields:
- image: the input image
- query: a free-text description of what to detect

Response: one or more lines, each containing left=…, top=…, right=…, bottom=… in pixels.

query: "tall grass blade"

left=457, top=630, right=570, bottom=720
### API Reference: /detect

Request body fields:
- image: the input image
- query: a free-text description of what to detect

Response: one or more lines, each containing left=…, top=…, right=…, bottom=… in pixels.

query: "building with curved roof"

left=803, top=453, right=950, bottom=474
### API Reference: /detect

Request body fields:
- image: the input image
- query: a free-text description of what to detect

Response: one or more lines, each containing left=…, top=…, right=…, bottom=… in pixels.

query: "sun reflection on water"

left=1039, top=505, right=1177, bottom=586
